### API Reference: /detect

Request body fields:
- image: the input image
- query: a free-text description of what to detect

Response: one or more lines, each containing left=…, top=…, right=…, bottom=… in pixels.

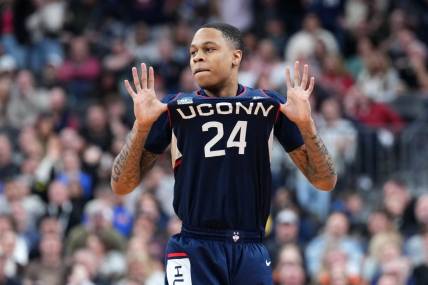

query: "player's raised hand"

left=281, top=61, right=315, bottom=127
left=124, top=63, right=167, bottom=129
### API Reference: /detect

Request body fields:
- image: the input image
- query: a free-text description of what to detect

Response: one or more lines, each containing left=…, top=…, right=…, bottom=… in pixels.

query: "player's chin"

left=194, top=75, right=218, bottom=89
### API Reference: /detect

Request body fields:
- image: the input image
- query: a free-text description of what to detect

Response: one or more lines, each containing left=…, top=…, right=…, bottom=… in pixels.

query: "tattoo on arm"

left=140, top=149, right=158, bottom=178
left=289, top=132, right=336, bottom=184
left=111, top=124, right=158, bottom=193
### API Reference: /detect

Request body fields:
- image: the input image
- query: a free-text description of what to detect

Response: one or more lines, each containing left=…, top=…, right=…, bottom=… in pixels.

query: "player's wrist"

left=134, top=120, right=153, bottom=132
left=296, top=119, right=317, bottom=137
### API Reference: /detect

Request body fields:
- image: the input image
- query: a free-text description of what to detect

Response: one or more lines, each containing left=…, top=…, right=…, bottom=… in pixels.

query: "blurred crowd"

left=0, top=0, right=428, bottom=284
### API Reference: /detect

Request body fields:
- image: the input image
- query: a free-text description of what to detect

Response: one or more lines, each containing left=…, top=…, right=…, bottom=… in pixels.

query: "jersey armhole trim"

left=167, top=107, right=172, bottom=128
left=166, top=92, right=182, bottom=128
left=275, top=103, right=281, bottom=123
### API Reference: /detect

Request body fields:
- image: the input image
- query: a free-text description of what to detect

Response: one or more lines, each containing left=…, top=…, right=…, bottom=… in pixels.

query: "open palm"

left=124, top=63, right=167, bottom=129
left=280, top=61, right=315, bottom=126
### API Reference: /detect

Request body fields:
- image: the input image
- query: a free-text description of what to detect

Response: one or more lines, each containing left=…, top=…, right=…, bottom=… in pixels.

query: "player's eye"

left=205, top=47, right=215, bottom=53
left=190, top=50, right=197, bottom=57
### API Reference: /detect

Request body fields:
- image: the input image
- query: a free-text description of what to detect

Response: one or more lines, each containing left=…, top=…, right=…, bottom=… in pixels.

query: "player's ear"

left=232, top=50, right=242, bottom=68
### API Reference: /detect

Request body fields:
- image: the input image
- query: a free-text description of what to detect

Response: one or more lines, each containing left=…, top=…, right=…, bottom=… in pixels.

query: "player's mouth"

left=193, top=68, right=210, bottom=75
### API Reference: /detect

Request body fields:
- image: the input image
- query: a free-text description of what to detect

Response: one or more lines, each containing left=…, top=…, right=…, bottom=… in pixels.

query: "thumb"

left=159, top=102, right=168, bottom=112
left=280, top=103, right=287, bottom=114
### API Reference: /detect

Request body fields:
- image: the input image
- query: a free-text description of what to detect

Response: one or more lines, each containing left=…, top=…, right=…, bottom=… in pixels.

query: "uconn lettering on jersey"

left=176, top=102, right=275, bottom=119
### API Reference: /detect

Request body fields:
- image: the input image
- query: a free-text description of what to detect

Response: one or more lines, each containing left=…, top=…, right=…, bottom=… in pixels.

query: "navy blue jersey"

left=145, top=85, right=303, bottom=232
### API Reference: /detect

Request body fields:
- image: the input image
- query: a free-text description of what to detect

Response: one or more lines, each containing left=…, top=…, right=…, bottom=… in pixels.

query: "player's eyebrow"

left=190, top=41, right=219, bottom=49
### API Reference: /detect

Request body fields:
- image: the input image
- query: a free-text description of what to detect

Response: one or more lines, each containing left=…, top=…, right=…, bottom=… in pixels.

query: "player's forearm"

left=111, top=122, right=156, bottom=195
left=292, top=120, right=337, bottom=191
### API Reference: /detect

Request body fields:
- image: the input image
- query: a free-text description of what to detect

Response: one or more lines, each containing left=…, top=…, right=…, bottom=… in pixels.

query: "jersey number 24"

left=202, top=121, right=247, bottom=158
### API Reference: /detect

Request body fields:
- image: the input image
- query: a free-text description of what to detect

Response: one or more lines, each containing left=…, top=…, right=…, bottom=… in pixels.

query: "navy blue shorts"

left=165, top=226, right=273, bottom=285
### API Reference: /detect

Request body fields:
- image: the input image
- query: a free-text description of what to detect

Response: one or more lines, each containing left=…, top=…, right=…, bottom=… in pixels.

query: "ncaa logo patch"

left=166, top=252, right=192, bottom=284
left=177, top=97, right=193, bottom=105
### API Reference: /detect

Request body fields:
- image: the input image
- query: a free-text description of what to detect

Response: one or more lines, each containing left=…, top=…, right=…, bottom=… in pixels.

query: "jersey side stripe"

left=170, top=131, right=183, bottom=168
left=268, top=128, right=274, bottom=162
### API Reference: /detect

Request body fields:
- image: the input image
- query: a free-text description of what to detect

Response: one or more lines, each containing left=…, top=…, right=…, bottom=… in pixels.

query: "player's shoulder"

left=162, top=92, right=195, bottom=104
left=253, top=89, right=286, bottom=104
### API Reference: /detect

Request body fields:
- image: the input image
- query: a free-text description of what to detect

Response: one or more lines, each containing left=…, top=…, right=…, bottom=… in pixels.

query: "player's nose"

left=192, top=51, right=205, bottom=63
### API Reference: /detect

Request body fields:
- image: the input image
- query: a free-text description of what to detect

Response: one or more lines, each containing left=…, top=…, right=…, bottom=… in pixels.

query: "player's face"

left=189, top=28, right=241, bottom=89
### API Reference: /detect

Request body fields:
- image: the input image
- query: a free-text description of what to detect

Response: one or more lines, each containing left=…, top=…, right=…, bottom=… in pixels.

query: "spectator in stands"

left=171, top=21, right=194, bottom=66
left=154, top=37, right=184, bottom=93
left=38, top=216, right=62, bottom=240
left=0, top=215, right=28, bottom=265
left=84, top=232, right=126, bottom=282
left=345, top=37, right=374, bottom=79
left=406, top=194, right=428, bottom=266
left=317, top=246, right=362, bottom=285
left=80, top=104, right=114, bottom=152
left=56, top=149, right=92, bottom=199
left=331, top=191, right=369, bottom=237
left=126, top=21, right=159, bottom=66
left=386, top=25, right=428, bottom=91
left=178, top=67, right=198, bottom=93
left=0, top=0, right=28, bottom=69
left=118, top=252, right=164, bottom=285
left=110, top=193, right=133, bottom=238
left=305, top=212, right=363, bottom=278
left=23, top=232, right=64, bottom=284
left=9, top=200, right=38, bottom=253
left=0, top=55, right=16, bottom=121
left=317, top=96, right=357, bottom=183
left=366, top=209, right=395, bottom=243
left=49, top=86, right=78, bottom=132
left=67, top=248, right=100, bottom=285
left=345, top=85, right=404, bottom=132
left=103, top=36, right=134, bottom=76
left=57, top=36, right=101, bottom=99
left=252, top=38, right=284, bottom=91
left=362, top=232, right=414, bottom=284
left=26, top=0, right=65, bottom=73
left=318, top=53, right=354, bottom=98
left=6, top=69, right=49, bottom=129
left=0, top=246, right=21, bottom=285
left=285, top=13, right=339, bottom=63
left=382, top=178, right=417, bottom=237
left=58, top=128, right=84, bottom=153
left=45, top=180, right=83, bottom=234
left=0, top=134, right=19, bottom=183
left=0, top=229, right=28, bottom=279
left=65, top=199, right=126, bottom=256
left=412, top=227, right=428, bottom=285
left=0, top=177, right=45, bottom=224
left=274, top=244, right=307, bottom=285
left=357, top=50, right=403, bottom=103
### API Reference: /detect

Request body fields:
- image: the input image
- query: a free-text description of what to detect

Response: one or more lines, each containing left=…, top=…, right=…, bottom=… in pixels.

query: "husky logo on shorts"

left=166, top=252, right=192, bottom=285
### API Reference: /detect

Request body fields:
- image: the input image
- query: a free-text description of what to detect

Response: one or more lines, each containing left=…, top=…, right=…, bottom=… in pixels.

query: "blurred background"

left=0, top=0, right=428, bottom=284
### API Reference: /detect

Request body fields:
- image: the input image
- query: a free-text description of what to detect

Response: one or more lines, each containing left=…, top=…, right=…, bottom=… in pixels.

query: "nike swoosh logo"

left=265, top=260, right=271, bottom=266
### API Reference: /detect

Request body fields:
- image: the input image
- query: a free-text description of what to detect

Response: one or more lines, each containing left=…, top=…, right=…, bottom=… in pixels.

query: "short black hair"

left=200, top=22, right=244, bottom=51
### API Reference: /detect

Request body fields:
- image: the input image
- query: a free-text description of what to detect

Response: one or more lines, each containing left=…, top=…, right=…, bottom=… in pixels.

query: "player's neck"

left=204, top=79, right=239, bottom=98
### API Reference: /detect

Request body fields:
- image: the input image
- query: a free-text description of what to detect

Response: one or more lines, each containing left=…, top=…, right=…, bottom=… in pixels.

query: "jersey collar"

left=196, top=84, right=246, bottom=98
